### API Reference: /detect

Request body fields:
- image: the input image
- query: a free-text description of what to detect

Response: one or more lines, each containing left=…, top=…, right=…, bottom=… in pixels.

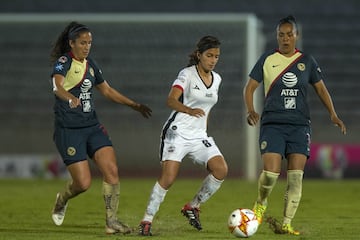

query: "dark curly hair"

left=50, top=21, right=90, bottom=64
left=187, top=36, right=221, bottom=67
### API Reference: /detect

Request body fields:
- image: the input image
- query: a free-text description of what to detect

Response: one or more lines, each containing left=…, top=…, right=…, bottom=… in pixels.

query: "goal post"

left=0, top=13, right=264, bottom=179
left=243, top=15, right=265, bottom=180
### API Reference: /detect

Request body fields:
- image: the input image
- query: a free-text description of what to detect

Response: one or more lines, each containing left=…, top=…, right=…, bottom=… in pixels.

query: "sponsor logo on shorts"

left=168, top=145, right=175, bottom=153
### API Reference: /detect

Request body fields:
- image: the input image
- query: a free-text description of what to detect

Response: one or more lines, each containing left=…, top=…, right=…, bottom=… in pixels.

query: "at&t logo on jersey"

left=282, top=72, right=297, bottom=87
left=281, top=72, right=298, bottom=109
left=79, top=79, right=92, bottom=112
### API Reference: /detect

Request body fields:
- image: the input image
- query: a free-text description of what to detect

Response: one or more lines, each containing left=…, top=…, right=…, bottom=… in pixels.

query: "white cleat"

left=52, top=193, right=68, bottom=226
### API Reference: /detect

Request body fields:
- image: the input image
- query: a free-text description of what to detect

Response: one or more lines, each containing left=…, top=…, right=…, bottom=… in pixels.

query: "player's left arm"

left=312, top=80, right=346, bottom=134
left=96, top=81, right=152, bottom=118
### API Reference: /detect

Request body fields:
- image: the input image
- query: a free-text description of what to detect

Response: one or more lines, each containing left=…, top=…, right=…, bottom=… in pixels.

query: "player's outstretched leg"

left=253, top=201, right=267, bottom=224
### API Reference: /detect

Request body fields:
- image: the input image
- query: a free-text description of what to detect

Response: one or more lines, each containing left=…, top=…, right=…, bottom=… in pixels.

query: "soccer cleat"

left=253, top=201, right=267, bottom=224
left=52, top=193, right=68, bottom=226
left=181, top=203, right=202, bottom=230
left=139, top=221, right=152, bottom=236
left=266, top=216, right=284, bottom=234
left=105, top=219, right=132, bottom=235
left=282, top=223, right=300, bottom=235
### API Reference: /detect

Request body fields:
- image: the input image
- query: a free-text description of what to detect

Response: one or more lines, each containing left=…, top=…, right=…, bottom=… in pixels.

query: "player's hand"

left=331, top=115, right=346, bottom=135
left=187, top=108, right=205, bottom=118
left=68, top=98, right=81, bottom=108
left=132, top=103, right=152, bottom=118
left=246, top=111, right=259, bottom=126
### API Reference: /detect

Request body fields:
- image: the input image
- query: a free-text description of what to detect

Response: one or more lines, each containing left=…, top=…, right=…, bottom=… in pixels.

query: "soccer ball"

left=228, top=208, right=259, bottom=238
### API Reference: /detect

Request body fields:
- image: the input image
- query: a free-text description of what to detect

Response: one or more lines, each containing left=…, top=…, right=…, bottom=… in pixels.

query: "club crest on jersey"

left=297, top=63, right=305, bottom=71
left=89, top=67, right=95, bottom=77
left=58, top=56, right=68, bottom=63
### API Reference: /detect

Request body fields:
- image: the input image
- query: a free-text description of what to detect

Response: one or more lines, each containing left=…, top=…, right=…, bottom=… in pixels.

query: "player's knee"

left=158, top=175, right=176, bottom=190
left=101, top=163, right=119, bottom=184
left=219, top=162, right=228, bottom=179
left=73, top=179, right=91, bottom=193
left=211, top=159, right=228, bottom=180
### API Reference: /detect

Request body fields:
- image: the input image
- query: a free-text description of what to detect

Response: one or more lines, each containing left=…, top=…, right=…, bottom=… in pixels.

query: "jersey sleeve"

left=172, top=68, right=190, bottom=92
left=87, top=58, right=105, bottom=85
left=249, top=52, right=268, bottom=83
left=212, top=71, right=222, bottom=93
left=51, top=55, right=71, bottom=77
left=308, top=55, right=323, bottom=84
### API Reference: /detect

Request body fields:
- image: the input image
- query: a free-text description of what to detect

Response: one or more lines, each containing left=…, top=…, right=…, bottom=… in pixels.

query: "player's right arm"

left=243, top=78, right=260, bottom=126
left=52, top=74, right=81, bottom=108
left=167, top=86, right=205, bottom=118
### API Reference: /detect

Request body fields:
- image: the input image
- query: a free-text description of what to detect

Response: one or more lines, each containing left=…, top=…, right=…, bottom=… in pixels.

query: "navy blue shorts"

left=259, top=124, right=311, bottom=158
left=53, top=123, right=113, bottom=166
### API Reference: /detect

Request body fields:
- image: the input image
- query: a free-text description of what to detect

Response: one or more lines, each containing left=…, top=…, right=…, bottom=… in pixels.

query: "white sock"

left=190, top=174, right=223, bottom=208
left=283, top=170, right=303, bottom=225
left=257, top=170, right=280, bottom=205
left=142, top=181, right=167, bottom=222
left=102, top=181, right=120, bottom=221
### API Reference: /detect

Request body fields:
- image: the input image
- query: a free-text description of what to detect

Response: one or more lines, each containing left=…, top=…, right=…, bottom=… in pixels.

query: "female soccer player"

left=50, top=21, right=152, bottom=234
left=243, top=15, right=346, bottom=235
left=138, top=36, right=228, bottom=236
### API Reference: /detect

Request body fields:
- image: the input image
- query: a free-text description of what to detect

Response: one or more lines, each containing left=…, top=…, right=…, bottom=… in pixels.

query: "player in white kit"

left=139, top=36, right=228, bottom=236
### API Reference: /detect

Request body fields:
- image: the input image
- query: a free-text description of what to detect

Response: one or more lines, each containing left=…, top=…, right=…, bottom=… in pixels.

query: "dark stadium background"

left=0, top=0, right=358, bottom=178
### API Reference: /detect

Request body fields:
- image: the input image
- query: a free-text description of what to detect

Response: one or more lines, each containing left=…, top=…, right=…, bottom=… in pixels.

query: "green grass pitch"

left=0, top=178, right=358, bottom=239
